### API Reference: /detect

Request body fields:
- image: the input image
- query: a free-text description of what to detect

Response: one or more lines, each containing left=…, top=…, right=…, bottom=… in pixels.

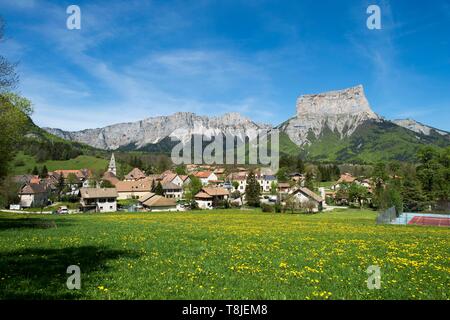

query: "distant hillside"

left=22, top=115, right=107, bottom=161
left=9, top=114, right=112, bottom=174
left=297, top=119, right=450, bottom=163
left=11, top=152, right=109, bottom=175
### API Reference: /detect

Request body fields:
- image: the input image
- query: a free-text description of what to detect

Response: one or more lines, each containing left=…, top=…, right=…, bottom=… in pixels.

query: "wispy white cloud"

left=7, top=0, right=282, bottom=130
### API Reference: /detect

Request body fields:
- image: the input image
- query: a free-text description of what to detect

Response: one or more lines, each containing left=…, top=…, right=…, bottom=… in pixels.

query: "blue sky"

left=0, top=0, right=449, bottom=131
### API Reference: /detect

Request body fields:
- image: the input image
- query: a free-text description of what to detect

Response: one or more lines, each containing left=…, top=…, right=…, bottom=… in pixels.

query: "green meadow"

left=0, top=209, right=448, bottom=300
left=11, top=152, right=109, bottom=175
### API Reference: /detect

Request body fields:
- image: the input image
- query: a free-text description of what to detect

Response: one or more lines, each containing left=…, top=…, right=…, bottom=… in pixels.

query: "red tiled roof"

left=194, top=171, right=212, bottom=178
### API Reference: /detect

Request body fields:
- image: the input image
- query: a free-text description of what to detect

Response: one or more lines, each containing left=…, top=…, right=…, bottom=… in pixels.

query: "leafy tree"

left=0, top=177, right=20, bottom=208
left=270, top=181, right=278, bottom=195
left=0, top=96, right=33, bottom=178
left=276, top=167, right=288, bottom=182
left=232, top=181, right=239, bottom=191
left=0, top=18, right=19, bottom=92
left=373, top=184, right=403, bottom=213
left=284, top=195, right=300, bottom=214
left=245, top=170, right=260, bottom=207
left=66, top=173, right=78, bottom=186
left=348, top=183, right=369, bottom=208
left=175, top=165, right=187, bottom=175
left=182, top=175, right=202, bottom=208
left=101, top=180, right=114, bottom=188
left=372, top=162, right=388, bottom=189
left=303, top=200, right=317, bottom=214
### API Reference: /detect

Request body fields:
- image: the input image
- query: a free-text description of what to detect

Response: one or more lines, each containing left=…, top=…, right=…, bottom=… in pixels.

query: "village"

left=9, top=153, right=376, bottom=215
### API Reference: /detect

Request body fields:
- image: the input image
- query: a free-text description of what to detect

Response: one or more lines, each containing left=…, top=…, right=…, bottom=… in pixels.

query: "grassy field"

left=11, top=152, right=109, bottom=175
left=0, top=209, right=448, bottom=300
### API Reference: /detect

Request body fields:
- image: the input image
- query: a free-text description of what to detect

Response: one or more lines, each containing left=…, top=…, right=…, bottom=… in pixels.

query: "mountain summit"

left=281, top=85, right=381, bottom=146
left=45, top=112, right=270, bottom=150
left=43, top=85, right=449, bottom=162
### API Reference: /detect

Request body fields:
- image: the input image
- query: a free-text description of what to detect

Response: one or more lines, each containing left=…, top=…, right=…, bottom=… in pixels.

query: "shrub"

left=274, top=203, right=282, bottom=213
left=261, top=203, right=274, bottom=213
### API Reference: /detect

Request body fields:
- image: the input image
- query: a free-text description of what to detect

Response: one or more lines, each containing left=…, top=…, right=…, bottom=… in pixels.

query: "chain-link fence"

left=376, top=206, right=398, bottom=224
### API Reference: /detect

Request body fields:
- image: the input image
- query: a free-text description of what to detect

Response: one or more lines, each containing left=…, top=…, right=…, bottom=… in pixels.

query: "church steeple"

left=108, top=153, right=117, bottom=176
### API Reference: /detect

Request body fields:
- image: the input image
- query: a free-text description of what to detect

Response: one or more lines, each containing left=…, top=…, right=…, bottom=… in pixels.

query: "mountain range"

left=43, top=85, right=450, bottom=163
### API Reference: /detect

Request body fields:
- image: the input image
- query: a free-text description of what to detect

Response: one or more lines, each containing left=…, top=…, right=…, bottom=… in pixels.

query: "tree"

left=40, top=165, right=48, bottom=178
left=0, top=96, right=33, bottom=179
left=232, top=181, right=239, bottom=191
left=304, top=170, right=315, bottom=190
left=373, top=184, right=403, bottom=213
left=183, top=175, right=202, bottom=202
left=0, top=19, right=31, bottom=179
left=0, top=177, right=20, bottom=208
left=154, top=181, right=164, bottom=196
left=270, top=181, right=278, bottom=195
left=0, top=18, right=19, bottom=93
left=276, top=167, right=288, bottom=182
left=175, top=165, right=187, bottom=175
left=372, top=162, right=388, bottom=189
left=416, top=146, right=449, bottom=204
left=285, top=195, right=300, bottom=214
left=303, top=200, right=317, bottom=214
left=348, top=183, right=369, bottom=208
left=31, top=166, right=39, bottom=175
left=101, top=180, right=114, bottom=188
left=402, top=177, right=427, bottom=212
left=67, top=173, right=78, bottom=186
left=245, top=170, right=260, bottom=207
left=296, top=158, right=305, bottom=173
left=57, top=174, right=65, bottom=200
left=150, top=179, right=155, bottom=192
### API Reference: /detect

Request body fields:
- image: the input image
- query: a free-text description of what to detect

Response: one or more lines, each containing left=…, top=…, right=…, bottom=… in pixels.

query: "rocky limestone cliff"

left=392, top=119, right=449, bottom=136
left=281, top=85, right=381, bottom=146
left=44, top=112, right=270, bottom=150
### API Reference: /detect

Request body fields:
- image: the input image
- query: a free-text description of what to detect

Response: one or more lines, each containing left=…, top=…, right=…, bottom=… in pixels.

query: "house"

left=124, top=168, right=146, bottom=181
left=289, top=172, right=304, bottom=183
left=162, top=181, right=183, bottom=199
left=161, top=172, right=184, bottom=187
left=228, top=173, right=247, bottom=192
left=13, top=174, right=37, bottom=185
left=115, top=179, right=152, bottom=200
left=139, top=192, right=177, bottom=211
left=194, top=171, right=218, bottom=185
left=102, top=171, right=120, bottom=186
left=52, top=169, right=91, bottom=193
left=179, top=175, right=191, bottom=186
left=257, top=175, right=277, bottom=193
left=290, top=187, right=324, bottom=212
left=195, top=187, right=229, bottom=209
left=18, top=183, right=49, bottom=208
left=53, top=169, right=91, bottom=182
left=277, top=182, right=291, bottom=193
left=79, top=188, right=118, bottom=213
left=332, top=173, right=356, bottom=190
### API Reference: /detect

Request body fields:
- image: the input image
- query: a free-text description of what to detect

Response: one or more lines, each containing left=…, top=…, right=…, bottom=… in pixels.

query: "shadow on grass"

left=0, top=246, right=140, bottom=299
left=0, top=217, right=72, bottom=231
